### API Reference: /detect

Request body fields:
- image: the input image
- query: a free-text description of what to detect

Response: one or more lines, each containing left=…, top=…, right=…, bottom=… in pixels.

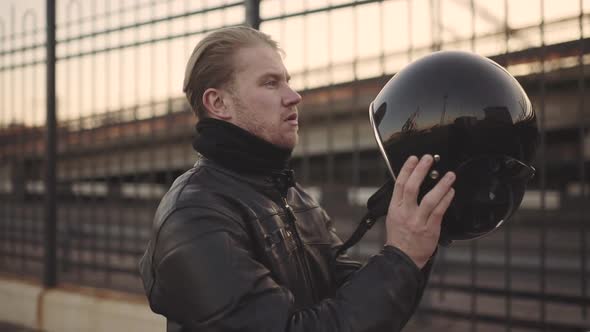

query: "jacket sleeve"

left=323, top=208, right=436, bottom=298
left=146, top=206, right=430, bottom=332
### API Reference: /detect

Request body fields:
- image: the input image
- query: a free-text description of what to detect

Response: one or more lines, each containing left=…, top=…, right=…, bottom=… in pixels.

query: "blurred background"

left=0, top=0, right=588, bottom=331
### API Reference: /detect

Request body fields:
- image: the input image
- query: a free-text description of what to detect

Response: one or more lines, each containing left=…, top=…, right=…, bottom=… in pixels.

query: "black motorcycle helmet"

left=369, top=51, right=538, bottom=243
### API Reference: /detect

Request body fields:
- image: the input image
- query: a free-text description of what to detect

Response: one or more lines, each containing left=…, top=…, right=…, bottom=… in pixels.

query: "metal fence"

left=0, top=0, right=589, bottom=331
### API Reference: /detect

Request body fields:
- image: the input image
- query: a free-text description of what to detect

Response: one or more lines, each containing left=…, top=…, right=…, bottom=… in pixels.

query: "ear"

left=202, top=88, right=232, bottom=120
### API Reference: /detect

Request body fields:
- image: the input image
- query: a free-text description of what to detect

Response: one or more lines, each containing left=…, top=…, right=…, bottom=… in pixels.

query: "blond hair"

left=183, top=26, right=281, bottom=119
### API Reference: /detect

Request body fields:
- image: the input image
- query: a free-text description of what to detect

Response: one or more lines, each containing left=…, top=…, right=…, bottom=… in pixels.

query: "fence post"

left=245, top=0, right=260, bottom=30
left=44, top=0, right=57, bottom=288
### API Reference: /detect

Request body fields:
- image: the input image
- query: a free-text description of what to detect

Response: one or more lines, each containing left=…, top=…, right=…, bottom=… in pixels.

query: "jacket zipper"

left=279, top=195, right=317, bottom=303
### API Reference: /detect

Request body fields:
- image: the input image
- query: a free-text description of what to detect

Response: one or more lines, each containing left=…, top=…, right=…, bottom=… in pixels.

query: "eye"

left=264, top=80, right=278, bottom=88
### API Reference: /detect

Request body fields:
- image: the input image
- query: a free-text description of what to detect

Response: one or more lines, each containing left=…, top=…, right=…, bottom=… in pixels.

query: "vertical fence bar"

left=34, top=16, right=42, bottom=275
left=87, top=0, right=98, bottom=286
left=351, top=0, right=359, bottom=255
left=18, top=11, right=27, bottom=275
left=0, top=17, right=5, bottom=271
left=350, top=0, right=363, bottom=256
left=102, top=1, right=110, bottom=283
left=63, top=0, right=80, bottom=284
left=435, top=0, right=446, bottom=303
left=302, top=0, right=310, bottom=184
left=9, top=4, right=17, bottom=275
left=538, top=0, right=547, bottom=330
left=469, top=2, right=478, bottom=331
left=147, top=0, right=157, bottom=288
left=164, top=0, right=175, bottom=242
left=44, top=0, right=57, bottom=288
left=429, top=0, right=439, bottom=51
left=378, top=0, right=384, bottom=76
left=326, top=1, right=334, bottom=191
left=407, top=0, right=413, bottom=62
left=374, top=0, right=384, bottom=248
left=503, top=2, right=513, bottom=331
left=133, top=0, right=142, bottom=269
left=103, top=0, right=112, bottom=286
left=15, top=5, right=24, bottom=274
left=245, top=0, right=260, bottom=30
left=298, top=2, right=311, bottom=185
left=577, top=0, right=587, bottom=320
left=113, top=0, right=125, bottom=287
left=22, top=8, right=38, bottom=275
left=115, top=0, right=127, bottom=288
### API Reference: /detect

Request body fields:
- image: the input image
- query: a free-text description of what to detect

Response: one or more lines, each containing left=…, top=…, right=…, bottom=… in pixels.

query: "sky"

left=0, top=0, right=589, bottom=126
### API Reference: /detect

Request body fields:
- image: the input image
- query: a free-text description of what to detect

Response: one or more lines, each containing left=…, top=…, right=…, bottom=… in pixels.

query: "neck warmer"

left=192, top=118, right=293, bottom=176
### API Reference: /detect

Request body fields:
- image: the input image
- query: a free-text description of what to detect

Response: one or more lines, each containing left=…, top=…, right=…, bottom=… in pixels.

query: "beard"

left=229, top=94, right=266, bottom=138
left=228, top=93, right=298, bottom=149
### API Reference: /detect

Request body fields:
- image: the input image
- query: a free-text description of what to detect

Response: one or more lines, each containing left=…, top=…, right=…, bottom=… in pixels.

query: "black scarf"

left=192, top=118, right=293, bottom=176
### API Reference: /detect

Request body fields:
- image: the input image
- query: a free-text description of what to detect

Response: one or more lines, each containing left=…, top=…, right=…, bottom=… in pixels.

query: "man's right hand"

left=385, top=155, right=456, bottom=269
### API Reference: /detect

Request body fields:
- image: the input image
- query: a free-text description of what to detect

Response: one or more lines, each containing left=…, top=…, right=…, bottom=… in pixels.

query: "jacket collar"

left=195, top=154, right=296, bottom=198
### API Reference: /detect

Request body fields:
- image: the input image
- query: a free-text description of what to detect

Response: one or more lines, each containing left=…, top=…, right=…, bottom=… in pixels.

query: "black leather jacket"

left=139, top=156, right=433, bottom=331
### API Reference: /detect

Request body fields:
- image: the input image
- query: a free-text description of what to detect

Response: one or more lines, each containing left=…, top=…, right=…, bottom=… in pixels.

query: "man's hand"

left=385, top=155, right=456, bottom=268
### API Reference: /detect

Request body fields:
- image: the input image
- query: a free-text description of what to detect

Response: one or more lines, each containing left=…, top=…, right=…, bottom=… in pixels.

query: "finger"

left=417, top=171, right=456, bottom=221
left=426, top=187, right=455, bottom=228
left=402, top=154, right=434, bottom=206
left=392, top=156, right=419, bottom=203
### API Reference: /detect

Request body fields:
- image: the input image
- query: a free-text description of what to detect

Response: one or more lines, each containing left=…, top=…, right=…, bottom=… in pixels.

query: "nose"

left=283, top=85, right=302, bottom=108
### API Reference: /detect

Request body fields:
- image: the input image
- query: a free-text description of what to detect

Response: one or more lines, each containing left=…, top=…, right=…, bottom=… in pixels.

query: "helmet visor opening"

left=445, top=155, right=533, bottom=240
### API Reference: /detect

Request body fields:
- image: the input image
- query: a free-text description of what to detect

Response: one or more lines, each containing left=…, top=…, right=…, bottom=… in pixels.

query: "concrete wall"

left=0, top=276, right=165, bottom=332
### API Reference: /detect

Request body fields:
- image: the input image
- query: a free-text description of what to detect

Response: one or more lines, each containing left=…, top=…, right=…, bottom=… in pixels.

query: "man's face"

left=224, top=44, right=302, bottom=149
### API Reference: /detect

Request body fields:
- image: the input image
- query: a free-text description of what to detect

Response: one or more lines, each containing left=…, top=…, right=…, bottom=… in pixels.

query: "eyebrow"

left=259, top=72, right=291, bottom=83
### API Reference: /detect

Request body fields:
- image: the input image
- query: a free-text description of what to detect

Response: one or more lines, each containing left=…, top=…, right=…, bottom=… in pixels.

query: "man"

left=139, top=26, right=456, bottom=331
